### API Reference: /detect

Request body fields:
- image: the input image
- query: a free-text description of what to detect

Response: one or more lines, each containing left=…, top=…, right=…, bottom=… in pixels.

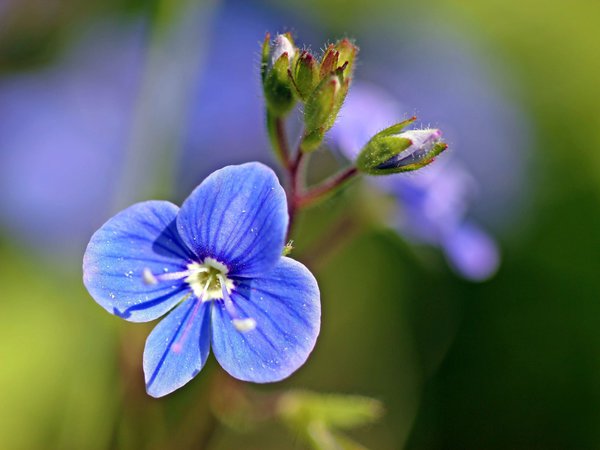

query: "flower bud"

left=261, top=33, right=297, bottom=116
left=302, top=74, right=343, bottom=151
left=298, top=40, right=357, bottom=150
left=270, top=34, right=296, bottom=67
left=357, top=121, right=448, bottom=175
left=293, top=51, right=319, bottom=100
left=319, top=44, right=340, bottom=79
left=317, top=39, right=358, bottom=81
left=334, top=38, right=358, bottom=78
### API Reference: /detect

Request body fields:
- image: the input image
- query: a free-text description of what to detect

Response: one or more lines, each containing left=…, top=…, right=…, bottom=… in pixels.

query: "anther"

left=143, top=268, right=158, bottom=285
left=233, top=318, right=257, bottom=332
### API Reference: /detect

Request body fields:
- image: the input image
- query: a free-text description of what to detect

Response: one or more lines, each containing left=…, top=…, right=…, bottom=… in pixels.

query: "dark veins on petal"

left=113, top=286, right=188, bottom=319
left=151, top=219, right=195, bottom=261
left=146, top=298, right=198, bottom=389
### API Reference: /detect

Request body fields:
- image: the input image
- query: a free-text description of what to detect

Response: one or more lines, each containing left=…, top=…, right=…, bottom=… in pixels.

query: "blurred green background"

left=1, top=0, right=599, bottom=448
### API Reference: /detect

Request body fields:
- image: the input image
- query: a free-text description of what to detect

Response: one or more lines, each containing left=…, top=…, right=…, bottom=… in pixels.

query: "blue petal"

left=83, top=201, right=195, bottom=322
left=211, top=257, right=320, bottom=383
left=176, top=162, right=288, bottom=277
left=143, top=297, right=211, bottom=397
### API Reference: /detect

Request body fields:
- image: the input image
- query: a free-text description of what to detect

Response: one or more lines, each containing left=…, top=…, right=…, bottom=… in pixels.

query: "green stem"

left=267, top=112, right=293, bottom=169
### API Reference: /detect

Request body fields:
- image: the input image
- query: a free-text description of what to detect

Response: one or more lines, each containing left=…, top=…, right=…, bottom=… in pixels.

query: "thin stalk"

left=296, top=166, right=359, bottom=208
left=287, top=150, right=307, bottom=239
left=267, top=112, right=293, bottom=169
left=271, top=117, right=360, bottom=239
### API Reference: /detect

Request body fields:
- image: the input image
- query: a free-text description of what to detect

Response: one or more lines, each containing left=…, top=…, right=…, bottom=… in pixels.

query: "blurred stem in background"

left=114, top=0, right=218, bottom=208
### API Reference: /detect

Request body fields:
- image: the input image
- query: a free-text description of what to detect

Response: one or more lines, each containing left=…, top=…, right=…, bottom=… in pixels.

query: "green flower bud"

left=262, top=33, right=297, bottom=116
left=270, top=33, right=296, bottom=66
left=302, top=74, right=342, bottom=151
left=334, top=38, right=358, bottom=78
left=296, top=39, right=358, bottom=151
left=319, top=44, right=340, bottom=79
left=293, top=51, right=319, bottom=100
left=357, top=120, right=448, bottom=175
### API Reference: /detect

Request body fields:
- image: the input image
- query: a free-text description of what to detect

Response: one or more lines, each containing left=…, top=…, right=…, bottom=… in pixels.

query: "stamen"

left=185, top=259, right=233, bottom=300
left=157, top=269, right=200, bottom=281
left=142, top=267, right=199, bottom=285
left=218, top=274, right=256, bottom=333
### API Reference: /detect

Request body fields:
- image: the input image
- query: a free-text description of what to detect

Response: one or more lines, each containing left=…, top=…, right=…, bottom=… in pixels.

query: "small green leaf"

left=371, top=116, right=417, bottom=140
left=260, top=32, right=271, bottom=82
left=307, top=422, right=369, bottom=450
left=278, top=390, right=384, bottom=431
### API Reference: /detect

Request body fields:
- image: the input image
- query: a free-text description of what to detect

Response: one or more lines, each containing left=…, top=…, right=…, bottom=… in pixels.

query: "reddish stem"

left=287, top=150, right=305, bottom=239
left=296, top=166, right=359, bottom=208
left=274, top=120, right=359, bottom=240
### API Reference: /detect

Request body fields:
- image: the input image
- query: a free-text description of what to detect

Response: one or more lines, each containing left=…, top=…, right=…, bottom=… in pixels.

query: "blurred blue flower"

left=330, top=82, right=500, bottom=280
left=358, top=21, right=531, bottom=226
left=83, top=163, right=321, bottom=397
left=176, top=5, right=277, bottom=193
left=177, top=3, right=321, bottom=193
left=0, top=4, right=313, bottom=259
left=0, top=22, right=144, bottom=256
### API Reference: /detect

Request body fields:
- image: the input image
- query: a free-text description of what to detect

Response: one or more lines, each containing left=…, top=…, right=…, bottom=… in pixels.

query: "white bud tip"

left=398, top=129, right=442, bottom=146
left=142, top=268, right=158, bottom=285
left=233, top=318, right=257, bottom=332
left=271, top=34, right=296, bottom=65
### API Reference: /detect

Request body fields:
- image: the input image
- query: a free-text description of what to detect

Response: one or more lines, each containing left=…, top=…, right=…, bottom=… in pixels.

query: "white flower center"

left=142, top=257, right=255, bottom=332
left=184, top=257, right=234, bottom=301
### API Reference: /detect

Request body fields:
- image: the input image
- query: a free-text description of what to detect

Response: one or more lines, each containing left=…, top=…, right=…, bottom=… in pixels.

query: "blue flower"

left=83, top=162, right=320, bottom=397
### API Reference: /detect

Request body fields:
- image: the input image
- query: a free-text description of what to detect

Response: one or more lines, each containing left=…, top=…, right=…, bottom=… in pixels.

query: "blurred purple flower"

left=177, top=6, right=277, bottom=193
left=329, top=22, right=532, bottom=280
left=0, top=2, right=312, bottom=258
left=0, top=22, right=144, bottom=255
left=358, top=21, right=532, bottom=225
left=177, top=3, right=320, bottom=194
left=330, top=82, right=500, bottom=280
